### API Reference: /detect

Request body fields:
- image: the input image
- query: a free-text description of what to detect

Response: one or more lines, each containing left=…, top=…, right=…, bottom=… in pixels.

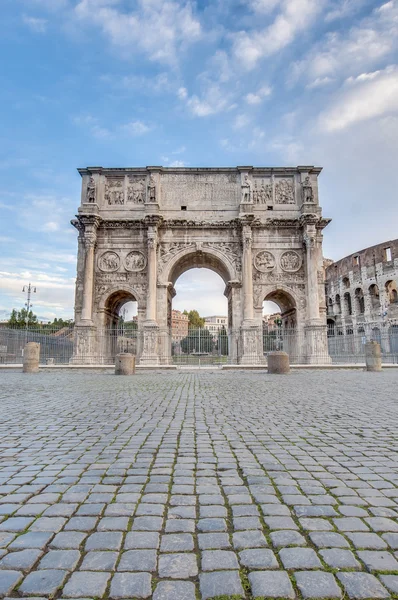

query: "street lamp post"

left=22, top=283, right=36, bottom=343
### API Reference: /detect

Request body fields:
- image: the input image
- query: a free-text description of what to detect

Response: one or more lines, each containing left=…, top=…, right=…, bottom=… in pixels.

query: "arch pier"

left=71, top=166, right=331, bottom=365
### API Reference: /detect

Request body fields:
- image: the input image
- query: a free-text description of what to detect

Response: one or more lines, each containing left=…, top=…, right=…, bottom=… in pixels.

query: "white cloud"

left=178, top=87, right=188, bottom=100
left=233, top=0, right=324, bottom=70
left=184, top=84, right=236, bottom=117
left=122, top=120, right=151, bottom=136
left=72, top=114, right=112, bottom=139
left=319, top=66, right=398, bottom=132
left=248, top=0, right=280, bottom=13
left=74, top=0, right=201, bottom=65
left=169, top=160, right=186, bottom=167
left=325, top=0, right=366, bottom=22
left=245, top=85, right=272, bottom=104
left=290, top=1, right=398, bottom=86
left=233, top=114, right=250, bottom=129
left=22, top=15, right=47, bottom=33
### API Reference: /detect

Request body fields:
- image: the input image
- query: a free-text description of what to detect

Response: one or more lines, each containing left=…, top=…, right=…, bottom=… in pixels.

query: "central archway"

left=163, top=250, right=237, bottom=365
left=262, top=288, right=302, bottom=362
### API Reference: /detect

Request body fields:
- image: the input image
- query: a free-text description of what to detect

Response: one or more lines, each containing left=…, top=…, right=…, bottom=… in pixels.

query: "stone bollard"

left=365, top=341, right=382, bottom=372
left=23, top=342, right=40, bottom=373
left=268, top=351, right=290, bottom=374
left=115, top=353, right=136, bottom=375
left=46, top=358, right=55, bottom=366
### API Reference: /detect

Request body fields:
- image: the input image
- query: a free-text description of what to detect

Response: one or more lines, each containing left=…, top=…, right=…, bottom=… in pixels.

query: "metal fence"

left=1, top=322, right=397, bottom=366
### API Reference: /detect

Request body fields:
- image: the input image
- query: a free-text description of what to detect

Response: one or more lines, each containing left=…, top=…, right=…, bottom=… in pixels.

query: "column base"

left=239, top=325, right=264, bottom=365
left=70, top=324, right=99, bottom=365
left=140, top=322, right=160, bottom=366
left=304, top=323, right=331, bottom=364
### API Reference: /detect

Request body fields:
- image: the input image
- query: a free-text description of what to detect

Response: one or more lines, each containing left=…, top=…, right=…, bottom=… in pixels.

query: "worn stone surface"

left=1, top=371, right=398, bottom=599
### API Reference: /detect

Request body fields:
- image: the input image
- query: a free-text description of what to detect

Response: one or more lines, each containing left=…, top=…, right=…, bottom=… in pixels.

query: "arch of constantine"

left=71, top=166, right=331, bottom=365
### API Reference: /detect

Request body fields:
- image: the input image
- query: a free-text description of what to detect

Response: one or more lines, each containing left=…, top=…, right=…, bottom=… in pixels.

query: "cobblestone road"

left=1, top=370, right=398, bottom=599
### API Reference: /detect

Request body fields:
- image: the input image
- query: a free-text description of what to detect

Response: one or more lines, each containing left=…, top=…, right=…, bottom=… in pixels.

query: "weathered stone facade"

left=325, top=239, right=398, bottom=353
left=71, top=166, right=330, bottom=364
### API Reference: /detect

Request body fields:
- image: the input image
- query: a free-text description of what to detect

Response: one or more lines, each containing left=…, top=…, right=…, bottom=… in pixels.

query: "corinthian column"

left=146, top=226, right=158, bottom=323
left=304, top=228, right=320, bottom=323
left=81, top=230, right=96, bottom=323
left=242, top=224, right=254, bottom=323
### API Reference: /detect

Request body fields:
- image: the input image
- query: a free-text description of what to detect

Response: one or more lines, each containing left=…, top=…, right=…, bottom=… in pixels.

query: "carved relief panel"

left=275, top=178, right=295, bottom=204
left=105, top=178, right=124, bottom=205
left=252, top=179, right=272, bottom=205
left=127, top=177, right=146, bottom=204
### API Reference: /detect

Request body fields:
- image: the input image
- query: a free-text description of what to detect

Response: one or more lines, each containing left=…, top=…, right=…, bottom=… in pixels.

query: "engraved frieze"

left=161, top=173, right=239, bottom=207
left=98, top=251, right=120, bottom=272
left=124, top=251, right=146, bottom=272
left=105, top=178, right=124, bottom=205
left=127, top=177, right=145, bottom=204
left=275, top=178, right=294, bottom=204
left=280, top=250, right=301, bottom=272
left=254, top=251, right=275, bottom=273
left=202, top=242, right=242, bottom=272
left=253, top=180, right=272, bottom=204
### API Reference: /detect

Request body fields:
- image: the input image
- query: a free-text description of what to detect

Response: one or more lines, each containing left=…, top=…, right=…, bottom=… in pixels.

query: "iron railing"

left=1, top=322, right=397, bottom=366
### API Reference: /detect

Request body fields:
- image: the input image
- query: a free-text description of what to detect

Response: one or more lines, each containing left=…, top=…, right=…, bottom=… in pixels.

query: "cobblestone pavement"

left=1, top=370, right=398, bottom=599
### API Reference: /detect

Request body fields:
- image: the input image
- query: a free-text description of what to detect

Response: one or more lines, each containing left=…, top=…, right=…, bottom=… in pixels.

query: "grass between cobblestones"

left=0, top=370, right=398, bottom=599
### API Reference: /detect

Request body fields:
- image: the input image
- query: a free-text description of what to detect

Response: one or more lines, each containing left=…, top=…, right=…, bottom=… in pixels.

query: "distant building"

left=172, top=310, right=189, bottom=340
left=204, top=315, right=228, bottom=334
left=263, top=312, right=282, bottom=330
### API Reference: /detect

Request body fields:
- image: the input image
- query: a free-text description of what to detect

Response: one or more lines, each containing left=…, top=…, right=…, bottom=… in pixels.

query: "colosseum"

left=325, top=239, right=398, bottom=360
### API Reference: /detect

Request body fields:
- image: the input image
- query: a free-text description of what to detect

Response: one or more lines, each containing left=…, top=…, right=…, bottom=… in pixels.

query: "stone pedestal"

left=140, top=323, right=159, bottom=365
left=23, top=342, right=40, bottom=373
left=268, top=351, right=290, bottom=374
left=70, top=325, right=99, bottom=364
left=115, top=353, right=136, bottom=375
left=305, top=323, right=331, bottom=364
left=240, top=326, right=262, bottom=364
left=365, top=341, right=382, bottom=372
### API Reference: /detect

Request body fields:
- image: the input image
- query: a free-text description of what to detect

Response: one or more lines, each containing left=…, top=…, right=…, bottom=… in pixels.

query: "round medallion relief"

left=124, top=251, right=146, bottom=272
left=98, top=251, right=120, bottom=272
left=280, top=250, right=301, bottom=272
left=254, top=251, right=275, bottom=272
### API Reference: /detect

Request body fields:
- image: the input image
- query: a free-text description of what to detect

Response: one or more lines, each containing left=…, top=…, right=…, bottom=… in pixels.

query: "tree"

left=8, top=308, right=38, bottom=328
left=217, top=325, right=229, bottom=356
left=180, top=328, right=213, bottom=354
left=186, top=309, right=205, bottom=329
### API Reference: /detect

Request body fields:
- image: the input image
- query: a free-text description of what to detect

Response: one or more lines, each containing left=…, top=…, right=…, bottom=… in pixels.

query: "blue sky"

left=1, top=0, right=397, bottom=320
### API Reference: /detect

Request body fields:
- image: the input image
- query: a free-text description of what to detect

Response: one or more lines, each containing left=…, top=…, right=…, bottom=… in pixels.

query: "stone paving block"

left=294, top=505, right=338, bottom=517
left=158, top=553, right=198, bottom=578
left=233, top=530, right=268, bottom=549
left=198, top=533, right=231, bottom=550
left=357, top=550, right=398, bottom=571
left=200, top=570, right=244, bottom=599
left=124, top=532, right=159, bottom=549
left=334, top=517, right=370, bottom=532
left=309, top=531, right=350, bottom=548
left=382, top=532, right=398, bottom=548
left=85, top=532, right=123, bottom=551
left=320, top=548, right=361, bottom=569
left=80, top=551, right=118, bottom=571
left=118, top=549, right=157, bottom=571
left=63, top=571, right=111, bottom=598
left=233, top=516, right=262, bottom=530
left=19, top=569, right=68, bottom=596
left=165, top=518, right=194, bottom=533
left=337, top=572, right=390, bottom=598
left=160, top=534, right=194, bottom=552
left=64, top=517, right=97, bottom=532
left=38, top=550, right=80, bottom=571
left=0, top=517, right=34, bottom=532
left=109, top=572, right=152, bottom=599
left=201, top=549, right=239, bottom=571
left=295, top=570, right=342, bottom=599
left=131, top=516, right=163, bottom=531
left=0, top=534, right=16, bottom=549
left=96, top=517, right=129, bottom=531
left=279, top=547, right=322, bottom=569
left=0, top=549, right=42, bottom=572
left=345, top=532, right=388, bottom=549
left=261, top=504, right=291, bottom=516
left=270, top=530, right=307, bottom=547
left=197, top=518, right=227, bottom=532
left=239, top=548, right=279, bottom=569
left=264, top=516, right=299, bottom=530
left=299, top=517, right=334, bottom=531
left=29, top=517, right=67, bottom=533
left=168, top=506, right=196, bottom=519
left=49, top=532, right=87, bottom=549
left=248, top=570, right=295, bottom=599
left=9, top=532, right=52, bottom=550
left=0, top=570, right=23, bottom=596
left=379, top=574, right=398, bottom=594
left=365, top=517, right=398, bottom=532
left=152, top=580, right=196, bottom=600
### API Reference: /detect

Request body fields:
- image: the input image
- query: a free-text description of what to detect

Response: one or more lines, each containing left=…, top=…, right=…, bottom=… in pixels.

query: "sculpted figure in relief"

left=105, top=178, right=124, bottom=205
left=86, top=177, right=96, bottom=203
left=275, top=178, right=294, bottom=204
left=124, top=251, right=146, bottom=272
left=241, top=175, right=252, bottom=203
left=254, top=251, right=275, bottom=272
left=148, top=175, right=157, bottom=203
left=302, top=176, right=314, bottom=203
left=98, top=252, right=120, bottom=272
left=280, top=251, right=301, bottom=272
left=127, top=179, right=145, bottom=204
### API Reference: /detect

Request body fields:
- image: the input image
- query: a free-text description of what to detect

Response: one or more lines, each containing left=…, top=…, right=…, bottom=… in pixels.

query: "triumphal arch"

left=71, top=166, right=330, bottom=365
